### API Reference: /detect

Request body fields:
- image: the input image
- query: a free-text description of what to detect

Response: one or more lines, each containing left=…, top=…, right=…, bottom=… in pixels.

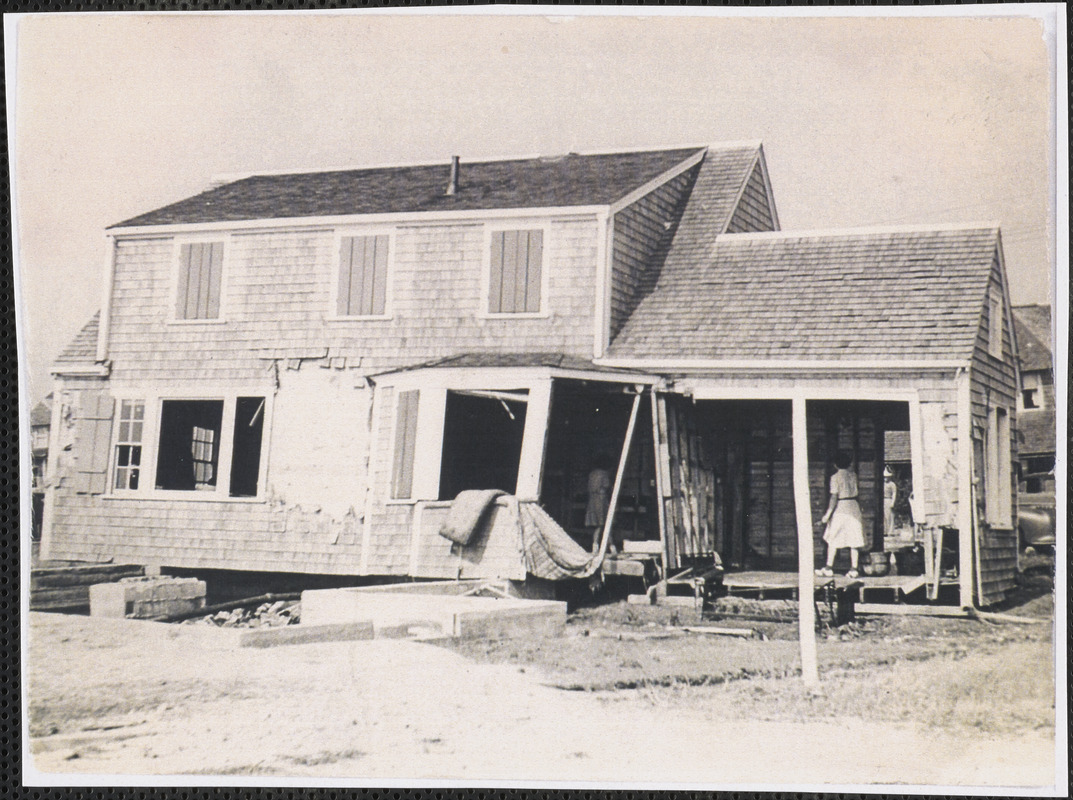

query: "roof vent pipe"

left=445, top=156, right=460, bottom=196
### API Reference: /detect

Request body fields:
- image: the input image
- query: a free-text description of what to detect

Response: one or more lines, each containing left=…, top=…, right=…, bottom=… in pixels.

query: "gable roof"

left=1012, top=304, right=1052, bottom=372
left=111, top=146, right=710, bottom=228
left=609, top=226, right=1000, bottom=363
left=30, top=400, right=52, bottom=428
left=53, top=312, right=100, bottom=366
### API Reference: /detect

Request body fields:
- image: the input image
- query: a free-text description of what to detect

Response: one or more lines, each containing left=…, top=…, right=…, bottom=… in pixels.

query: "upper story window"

left=337, top=234, right=390, bottom=318
left=487, top=228, right=544, bottom=315
left=988, top=287, right=1003, bottom=358
left=176, top=241, right=224, bottom=320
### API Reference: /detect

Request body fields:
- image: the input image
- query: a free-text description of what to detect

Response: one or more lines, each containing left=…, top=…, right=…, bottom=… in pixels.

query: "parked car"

left=1018, top=473, right=1055, bottom=553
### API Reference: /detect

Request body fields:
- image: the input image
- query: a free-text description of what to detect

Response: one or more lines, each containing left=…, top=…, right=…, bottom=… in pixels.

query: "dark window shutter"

left=390, top=390, right=419, bottom=499
left=72, top=391, right=114, bottom=495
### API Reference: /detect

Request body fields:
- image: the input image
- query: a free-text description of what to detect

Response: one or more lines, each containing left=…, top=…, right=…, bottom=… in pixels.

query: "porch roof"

left=609, top=225, right=1000, bottom=364
left=369, top=352, right=659, bottom=381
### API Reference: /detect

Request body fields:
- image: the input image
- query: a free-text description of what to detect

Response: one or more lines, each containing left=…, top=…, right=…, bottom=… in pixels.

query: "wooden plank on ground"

left=855, top=603, right=969, bottom=617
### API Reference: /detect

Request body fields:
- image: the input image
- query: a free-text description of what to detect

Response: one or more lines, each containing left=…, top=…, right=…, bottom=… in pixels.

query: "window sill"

left=103, top=492, right=265, bottom=504
left=325, top=314, right=394, bottom=322
left=478, top=311, right=551, bottom=320
left=166, top=318, right=229, bottom=326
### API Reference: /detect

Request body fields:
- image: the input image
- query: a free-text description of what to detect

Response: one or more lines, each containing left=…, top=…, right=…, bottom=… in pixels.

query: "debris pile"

left=180, top=600, right=300, bottom=628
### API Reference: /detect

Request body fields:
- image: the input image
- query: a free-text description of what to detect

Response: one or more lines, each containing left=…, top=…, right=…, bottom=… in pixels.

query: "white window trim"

left=327, top=226, right=396, bottom=321
left=1018, top=374, right=1045, bottom=412
left=479, top=222, right=552, bottom=320
left=168, top=234, right=231, bottom=324
left=382, top=377, right=553, bottom=505
left=110, top=398, right=146, bottom=494
left=106, top=386, right=273, bottom=503
left=985, top=405, right=1013, bottom=528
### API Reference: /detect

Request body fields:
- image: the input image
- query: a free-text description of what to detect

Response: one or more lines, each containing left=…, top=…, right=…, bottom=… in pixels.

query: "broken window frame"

left=330, top=227, right=395, bottom=320
left=480, top=223, right=550, bottom=319
left=106, top=389, right=272, bottom=502
left=171, top=236, right=229, bottom=324
left=381, top=375, right=554, bottom=505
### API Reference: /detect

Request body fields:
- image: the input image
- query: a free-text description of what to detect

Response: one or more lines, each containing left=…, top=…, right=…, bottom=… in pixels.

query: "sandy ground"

left=26, top=609, right=1057, bottom=789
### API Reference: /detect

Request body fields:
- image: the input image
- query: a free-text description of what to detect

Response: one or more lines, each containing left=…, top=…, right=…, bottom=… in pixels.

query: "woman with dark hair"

left=815, top=450, right=864, bottom=578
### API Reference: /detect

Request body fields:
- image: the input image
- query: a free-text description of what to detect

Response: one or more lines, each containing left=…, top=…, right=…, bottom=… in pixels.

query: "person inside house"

left=883, top=465, right=898, bottom=540
left=585, top=452, right=614, bottom=554
left=815, top=450, right=864, bottom=578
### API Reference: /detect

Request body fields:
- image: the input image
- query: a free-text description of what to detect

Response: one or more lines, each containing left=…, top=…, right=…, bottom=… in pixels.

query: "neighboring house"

left=1011, top=304, right=1055, bottom=484
left=42, top=142, right=1021, bottom=606
left=30, top=397, right=52, bottom=540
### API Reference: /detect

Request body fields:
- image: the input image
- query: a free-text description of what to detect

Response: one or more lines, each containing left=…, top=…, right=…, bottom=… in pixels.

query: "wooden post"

left=650, top=388, right=670, bottom=580
left=596, top=391, right=642, bottom=561
left=791, top=395, right=819, bottom=686
left=956, top=370, right=974, bottom=608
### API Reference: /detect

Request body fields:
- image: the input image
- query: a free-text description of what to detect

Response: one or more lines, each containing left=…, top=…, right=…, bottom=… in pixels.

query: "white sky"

left=8, top=8, right=1062, bottom=406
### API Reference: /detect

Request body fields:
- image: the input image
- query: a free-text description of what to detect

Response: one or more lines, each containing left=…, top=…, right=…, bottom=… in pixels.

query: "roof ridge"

left=208, top=143, right=716, bottom=186
left=713, top=222, right=1002, bottom=241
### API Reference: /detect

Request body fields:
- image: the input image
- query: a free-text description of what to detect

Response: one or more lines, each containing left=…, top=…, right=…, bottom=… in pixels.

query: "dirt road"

left=26, top=611, right=1056, bottom=788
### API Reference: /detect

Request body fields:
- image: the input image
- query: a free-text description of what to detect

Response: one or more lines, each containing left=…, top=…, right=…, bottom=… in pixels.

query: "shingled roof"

left=1012, top=304, right=1053, bottom=372
left=609, top=226, right=1000, bottom=363
left=111, top=147, right=708, bottom=228
left=53, top=312, right=100, bottom=366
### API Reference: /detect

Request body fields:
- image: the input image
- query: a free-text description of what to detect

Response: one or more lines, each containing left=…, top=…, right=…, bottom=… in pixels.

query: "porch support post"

left=596, top=390, right=642, bottom=561
left=956, top=369, right=975, bottom=608
left=516, top=378, right=553, bottom=501
left=649, top=387, right=670, bottom=579
left=791, top=394, right=819, bottom=686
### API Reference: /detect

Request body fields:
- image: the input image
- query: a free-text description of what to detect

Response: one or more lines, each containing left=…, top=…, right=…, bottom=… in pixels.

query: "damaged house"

left=42, top=142, right=1020, bottom=607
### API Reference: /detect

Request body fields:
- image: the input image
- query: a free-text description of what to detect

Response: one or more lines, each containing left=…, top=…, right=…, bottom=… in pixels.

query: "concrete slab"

left=239, top=621, right=375, bottom=648
left=300, top=586, right=566, bottom=640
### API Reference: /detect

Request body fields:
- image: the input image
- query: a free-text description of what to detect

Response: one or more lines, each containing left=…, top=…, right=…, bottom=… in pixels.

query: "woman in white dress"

left=815, top=450, right=865, bottom=578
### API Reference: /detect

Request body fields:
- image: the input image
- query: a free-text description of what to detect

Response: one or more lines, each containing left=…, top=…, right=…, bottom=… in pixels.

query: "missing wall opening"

left=156, top=400, right=223, bottom=491
left=154, top=397, right=265, bottom=495
left=438, top=390, right=528, bottom=501
left=230, top=397, right=265, bottom=497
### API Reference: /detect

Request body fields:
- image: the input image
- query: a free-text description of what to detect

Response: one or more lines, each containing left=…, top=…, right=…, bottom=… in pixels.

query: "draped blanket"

left=439, top=492, right=604, bottom=580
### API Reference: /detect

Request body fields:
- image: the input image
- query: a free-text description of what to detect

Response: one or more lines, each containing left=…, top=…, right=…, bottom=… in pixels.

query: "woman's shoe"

left=814, top=567, right=834, bottom=577
left=845, top=569, right=859, bottom=579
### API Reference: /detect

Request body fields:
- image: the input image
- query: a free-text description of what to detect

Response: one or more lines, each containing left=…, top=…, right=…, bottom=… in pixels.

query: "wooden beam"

left=595, top=392, right=642, bottom=562
left=451, top=389, right=530, bottom=404
left=791, top=395, right=819, bottom=686
left=956, top=369, right=974, bottom=607
left=516, top=379, right=552, bottom=501
left=650, top=388, right=670, bottom=580
left=855, top=603, right=969, bottom=618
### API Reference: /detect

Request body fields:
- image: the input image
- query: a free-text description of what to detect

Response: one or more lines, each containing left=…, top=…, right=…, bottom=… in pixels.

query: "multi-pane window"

left=176, top=242, right=224, bottom=320
left=338, top=234, right=389, bottom=317
left=489, top=229, right=543, bottom=314
left=190, top=425, right=217, bottom=487
left=113, top=400, right=144, bottom=490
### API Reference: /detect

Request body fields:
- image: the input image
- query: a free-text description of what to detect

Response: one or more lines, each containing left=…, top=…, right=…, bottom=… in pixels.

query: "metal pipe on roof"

left=445, top=155, right=460, bottom=196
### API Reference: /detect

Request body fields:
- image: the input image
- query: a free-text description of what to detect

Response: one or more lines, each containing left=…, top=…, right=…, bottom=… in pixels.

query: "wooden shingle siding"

left=46, top=495, right=366, bottom=574
left=609, top=166, right=699, bottom=337
left=968, top=257, right=1018, bottom=605
left=725, top=162, right=776, bottom=233
left=107, top=219, right=598, bottom=384
left=411, top=502, right=527, bottom=580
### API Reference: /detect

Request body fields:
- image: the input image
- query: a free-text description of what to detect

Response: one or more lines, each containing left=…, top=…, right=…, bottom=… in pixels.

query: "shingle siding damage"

left=44, top=142, right=1022, bottom=605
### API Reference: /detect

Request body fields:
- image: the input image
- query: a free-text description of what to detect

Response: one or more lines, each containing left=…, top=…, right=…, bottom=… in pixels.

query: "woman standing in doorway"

left=815, top=450, right=865, bottom=578
left=585, top=452, right=614, bottom=554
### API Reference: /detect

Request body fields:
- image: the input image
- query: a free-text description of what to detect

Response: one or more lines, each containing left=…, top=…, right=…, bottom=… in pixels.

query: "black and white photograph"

left=9, top=6, right=1067, bottom=791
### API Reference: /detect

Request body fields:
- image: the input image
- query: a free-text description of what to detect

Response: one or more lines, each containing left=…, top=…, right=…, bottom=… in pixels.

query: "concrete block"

left=90, top=576, right=206, bottom=619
